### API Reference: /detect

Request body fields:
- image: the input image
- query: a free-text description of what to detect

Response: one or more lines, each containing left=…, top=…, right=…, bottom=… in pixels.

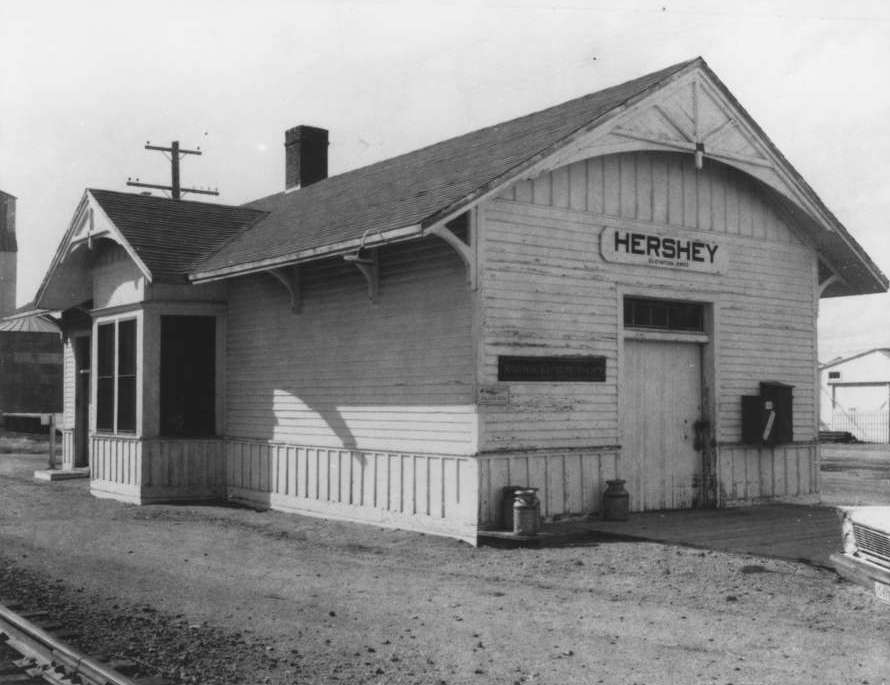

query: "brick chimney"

left=285, top=125, right=328, bottom=190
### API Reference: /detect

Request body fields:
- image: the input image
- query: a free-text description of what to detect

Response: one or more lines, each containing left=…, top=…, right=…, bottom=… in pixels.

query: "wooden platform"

left=34, top=467, right=90, bottom=481
left=482, top=504, right=843, bottom=566
left=821, top=444, right=890, bottom=506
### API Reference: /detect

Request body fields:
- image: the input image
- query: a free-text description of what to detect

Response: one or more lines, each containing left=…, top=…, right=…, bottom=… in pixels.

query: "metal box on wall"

left=741, top=381, right=794, bottom=446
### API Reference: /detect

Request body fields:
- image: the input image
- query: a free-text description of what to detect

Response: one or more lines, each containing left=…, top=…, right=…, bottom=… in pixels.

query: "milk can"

left=512, top=487, right=540, bottom=536
left=602, top=479, right=629, bottom=521
left=501, top=485, right=525, bottom=530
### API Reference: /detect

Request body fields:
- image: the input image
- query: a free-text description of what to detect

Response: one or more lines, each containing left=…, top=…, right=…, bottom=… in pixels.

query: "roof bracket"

left=819, top=272, right=841, bottom=297
left=818, top=258, right=847, bottom=297
left=267, top=265, right=301, bottom=313
left=428, top=213, right=477, bottom=290
left=344, top=249, right=379, bottom=302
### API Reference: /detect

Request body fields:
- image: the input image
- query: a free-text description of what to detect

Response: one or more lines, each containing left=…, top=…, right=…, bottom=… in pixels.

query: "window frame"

left=94, top=316, right=139, bottom=435
left=623, top=296, right=705, bottom=333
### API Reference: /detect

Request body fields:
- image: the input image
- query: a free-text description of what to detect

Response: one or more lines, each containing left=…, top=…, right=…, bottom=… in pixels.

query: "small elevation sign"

left=498, top=356, right=606, bottom=382
left=600, top=226, right=726, bottom=274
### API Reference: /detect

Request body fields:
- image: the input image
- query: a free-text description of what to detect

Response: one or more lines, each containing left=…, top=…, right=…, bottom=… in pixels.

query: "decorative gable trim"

left=520, top=66, right=831, bottom=235
left=35, top=190, right=153, bottom=309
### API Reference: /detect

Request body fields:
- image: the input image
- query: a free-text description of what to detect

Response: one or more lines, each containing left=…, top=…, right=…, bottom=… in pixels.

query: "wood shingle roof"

left=193, top=58, right=698, bottom=279
left=88, top=189, right=267, bottom=283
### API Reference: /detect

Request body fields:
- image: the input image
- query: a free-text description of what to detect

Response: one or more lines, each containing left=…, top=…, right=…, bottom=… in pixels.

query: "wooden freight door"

left=622, top=340, right=702, bottom=510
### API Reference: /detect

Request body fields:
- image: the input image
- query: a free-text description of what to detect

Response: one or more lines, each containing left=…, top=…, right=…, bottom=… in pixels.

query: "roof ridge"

left=88, top=187, right=256, bottom=212
left=245, top=57, right=701, bottom=208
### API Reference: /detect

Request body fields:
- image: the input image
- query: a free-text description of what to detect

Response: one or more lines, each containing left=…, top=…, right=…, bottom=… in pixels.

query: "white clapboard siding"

left=477, top=448, right=619, bottom=527
left=482, top=150, right=819, bottom=503
left=486, top=152, right=817, bottom=444
left=225, top=438, right=478, bottom=542
left=225, top=238, right=477, bottom=455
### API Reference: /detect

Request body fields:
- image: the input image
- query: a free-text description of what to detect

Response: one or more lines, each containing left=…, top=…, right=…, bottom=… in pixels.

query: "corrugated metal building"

left=33, top=58, right=887, bottom=542
left=0, top=190, right=62, bottom=422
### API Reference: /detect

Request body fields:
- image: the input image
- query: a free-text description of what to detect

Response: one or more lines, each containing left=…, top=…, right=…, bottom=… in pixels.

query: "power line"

left=126, top=140, right=219, bottom=200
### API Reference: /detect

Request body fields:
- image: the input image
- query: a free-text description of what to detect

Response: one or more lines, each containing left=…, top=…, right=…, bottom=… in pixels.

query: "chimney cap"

left=285, top=125, right=329, bottom=146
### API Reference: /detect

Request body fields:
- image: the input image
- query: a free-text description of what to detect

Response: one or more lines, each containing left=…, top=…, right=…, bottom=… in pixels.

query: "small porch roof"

left=0, top=302, right=60, bottom=334
left=34, top=189, right=267, bottom=311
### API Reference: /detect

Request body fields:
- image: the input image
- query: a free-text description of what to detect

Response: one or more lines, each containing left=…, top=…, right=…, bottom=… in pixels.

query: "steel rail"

left=0, top=601, right=141, bottom=685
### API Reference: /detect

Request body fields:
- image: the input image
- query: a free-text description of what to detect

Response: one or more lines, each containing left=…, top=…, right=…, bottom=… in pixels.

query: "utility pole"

left=127, top=140, right=219, bottom=200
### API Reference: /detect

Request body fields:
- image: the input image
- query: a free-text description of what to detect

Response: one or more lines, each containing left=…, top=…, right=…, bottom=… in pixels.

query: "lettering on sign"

left=498, top=356, right=606, bottom=383
left=600, top=226, right=727, bottom=274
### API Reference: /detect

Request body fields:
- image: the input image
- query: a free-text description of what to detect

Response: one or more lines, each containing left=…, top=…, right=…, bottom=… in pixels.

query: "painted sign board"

left=498, top=356, right=606, bottom=382
left=600, top=226, right=727, bottom=274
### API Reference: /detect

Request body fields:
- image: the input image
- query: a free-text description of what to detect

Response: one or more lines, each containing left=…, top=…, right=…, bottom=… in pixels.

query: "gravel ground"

left=1, top=440, right=889, bottom=685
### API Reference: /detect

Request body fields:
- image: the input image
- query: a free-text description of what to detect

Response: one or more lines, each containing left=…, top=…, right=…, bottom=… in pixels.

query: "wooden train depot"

left=27, top=58, right=887, bottom=543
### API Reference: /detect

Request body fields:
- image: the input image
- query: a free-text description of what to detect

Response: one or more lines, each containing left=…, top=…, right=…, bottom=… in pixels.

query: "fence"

left=829, top=411, right=890, bottom=444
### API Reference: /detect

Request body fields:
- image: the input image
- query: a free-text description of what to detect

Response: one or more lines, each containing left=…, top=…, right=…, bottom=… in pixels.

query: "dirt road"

left=0, top=448, right=887, bottom=684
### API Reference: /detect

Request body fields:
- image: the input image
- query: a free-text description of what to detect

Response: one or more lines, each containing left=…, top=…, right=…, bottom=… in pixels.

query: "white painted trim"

left=190, top=223, right=423, bottom=283
left=617, top=284, right=721, bottom=503
left=92, top=309, right=144, bottom=438
left=622, top=330, right=710, bottom=344
left=85, top=191, right=154, bottom=283
left=36, top=191, right=154, bottom=310
left=266, top=266, right=301, bottom=313
left=427, top=220, right=477, bottom=290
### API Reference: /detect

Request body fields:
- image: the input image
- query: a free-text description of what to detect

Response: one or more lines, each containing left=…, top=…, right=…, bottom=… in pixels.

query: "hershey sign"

left=600, top=226, right=727, bottom=274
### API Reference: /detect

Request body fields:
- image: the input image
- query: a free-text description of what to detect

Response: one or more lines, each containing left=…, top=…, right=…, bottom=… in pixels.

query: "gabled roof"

left=37, top=57, right=889, bottom=302
left=193, top=58, right=698, bottom=279
left=821, top=348, right=890, bottom=370
left=88, top=189, right=267, bottom=283
left=188, top=57, right=887, bottom=298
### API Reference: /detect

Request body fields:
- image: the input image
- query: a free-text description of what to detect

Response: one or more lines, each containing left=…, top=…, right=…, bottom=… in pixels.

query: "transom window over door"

left=96, top=318, right=137, bottom=433
left=624, top=297, right=704, bottom=332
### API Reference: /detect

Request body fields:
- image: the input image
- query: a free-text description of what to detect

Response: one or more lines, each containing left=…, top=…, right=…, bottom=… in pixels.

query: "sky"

left=2, top=0, right=889, bottom=361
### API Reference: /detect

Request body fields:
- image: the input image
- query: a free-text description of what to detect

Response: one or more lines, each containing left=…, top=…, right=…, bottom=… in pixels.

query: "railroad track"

left=0, top=600, right=168, bottom=685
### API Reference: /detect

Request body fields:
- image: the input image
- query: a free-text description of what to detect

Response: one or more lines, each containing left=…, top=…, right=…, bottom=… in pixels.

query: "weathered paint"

left=717, top=442, right=819, bottom=503
left=476, top=447, right=618, bottom=528
left=56, top=147, right=826, bottom=540
left=622, top=340, right=702, bottom=510
left=482, top=150, right=819, bottom=511
left=225, top=438, right=478, bottom=542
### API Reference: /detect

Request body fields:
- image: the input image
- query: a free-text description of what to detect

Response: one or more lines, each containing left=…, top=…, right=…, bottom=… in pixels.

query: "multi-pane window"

left=96, top=319, right=137, bottom=433
left=623, top=297, right=705, bottom=333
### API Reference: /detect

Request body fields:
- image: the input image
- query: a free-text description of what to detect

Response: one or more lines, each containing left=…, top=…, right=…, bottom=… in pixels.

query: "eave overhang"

left=187, top=58, right=886, bottom=298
